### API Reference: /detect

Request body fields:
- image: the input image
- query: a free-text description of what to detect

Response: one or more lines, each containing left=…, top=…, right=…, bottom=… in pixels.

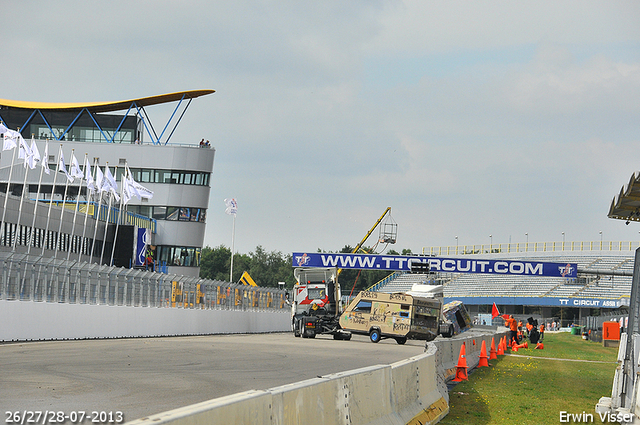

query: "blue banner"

left=446, top=296, right=621, bottom=309
left=135, top=228, right=150, bottom=266
left=292, top=252, right=577, bottom=278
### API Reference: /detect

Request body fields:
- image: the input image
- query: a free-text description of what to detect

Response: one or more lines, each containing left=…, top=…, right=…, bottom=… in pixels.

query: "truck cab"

left=291, top=268, right=350, bottom=339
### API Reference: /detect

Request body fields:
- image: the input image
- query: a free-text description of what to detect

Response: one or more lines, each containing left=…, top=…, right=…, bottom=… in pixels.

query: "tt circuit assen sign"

left=292, top=252, right=578, bottom=278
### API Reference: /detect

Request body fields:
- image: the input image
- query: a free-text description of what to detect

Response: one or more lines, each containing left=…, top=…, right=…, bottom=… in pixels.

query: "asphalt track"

left=0, top=333, right=426, bottom=422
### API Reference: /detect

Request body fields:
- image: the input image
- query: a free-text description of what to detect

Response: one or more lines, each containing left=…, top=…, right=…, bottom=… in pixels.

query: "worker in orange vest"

left=503, top=315, right=519, bottom=344
left=539, top=324, right=545, bottom=341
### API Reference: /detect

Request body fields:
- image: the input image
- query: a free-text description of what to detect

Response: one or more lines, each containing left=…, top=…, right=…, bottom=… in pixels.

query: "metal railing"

left=0, top=252, right=288, bottom=312
left=422, top=241, right=640, bottom=256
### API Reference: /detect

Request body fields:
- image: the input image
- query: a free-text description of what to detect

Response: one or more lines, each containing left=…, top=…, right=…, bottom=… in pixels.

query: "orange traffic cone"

left=497, top=337, right=505, bottom=355
left=535, top=342, right=544, bottom=350
left=513, top=341, right=528, bottom=350
left=489, top=337, right=497, bottom=360
left=452, top=342, right=468, bottom=382
left=512, top=343, right=519, bottom=352
left=478, top=340, right=489, bottom=367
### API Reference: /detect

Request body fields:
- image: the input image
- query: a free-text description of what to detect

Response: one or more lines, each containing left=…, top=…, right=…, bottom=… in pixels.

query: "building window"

left=157, top=246, right=201, bottom=267
left=166, top=207, right=179, bottom=221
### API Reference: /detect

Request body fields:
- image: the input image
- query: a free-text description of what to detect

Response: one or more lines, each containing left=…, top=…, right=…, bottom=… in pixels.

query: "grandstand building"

left=0, top=91, right=215, bottom=277
left=374, top=244, right=636, bottom=326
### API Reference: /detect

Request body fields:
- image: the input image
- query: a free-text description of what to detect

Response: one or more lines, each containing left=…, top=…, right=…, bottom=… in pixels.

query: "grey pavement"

left=0, top=333, right=426, bottom=422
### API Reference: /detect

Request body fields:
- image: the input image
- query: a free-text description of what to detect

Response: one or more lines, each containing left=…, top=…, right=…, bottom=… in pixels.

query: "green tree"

left=200, top=244, right=295, bottom=287
left=199, top=245, right=231, bottom=281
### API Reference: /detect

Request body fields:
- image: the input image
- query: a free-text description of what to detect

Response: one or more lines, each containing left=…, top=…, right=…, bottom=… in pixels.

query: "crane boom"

left=337, top=207, right=392, bottom=276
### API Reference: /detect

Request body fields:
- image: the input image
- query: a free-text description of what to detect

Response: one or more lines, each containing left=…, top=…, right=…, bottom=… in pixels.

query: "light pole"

left=455, top=236, right=458, bottom=255
left=489, top=234, right=492, bottom=253
left=525, top=232, right=528, bottom=251
left=599, top=231, right=603, bottom=250
left=562, top=232, right=565, bottom=250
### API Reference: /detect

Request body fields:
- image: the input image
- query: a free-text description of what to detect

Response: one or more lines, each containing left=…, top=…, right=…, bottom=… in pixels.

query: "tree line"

left=199, top=245, right=413, bottom=292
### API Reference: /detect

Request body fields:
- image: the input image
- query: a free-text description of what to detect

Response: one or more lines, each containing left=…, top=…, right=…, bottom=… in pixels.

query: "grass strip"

left=439, top=332, right=619, bottom=425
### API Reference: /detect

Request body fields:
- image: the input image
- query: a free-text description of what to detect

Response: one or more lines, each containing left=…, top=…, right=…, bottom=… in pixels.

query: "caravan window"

left=353, top=300, right=372, bottom=313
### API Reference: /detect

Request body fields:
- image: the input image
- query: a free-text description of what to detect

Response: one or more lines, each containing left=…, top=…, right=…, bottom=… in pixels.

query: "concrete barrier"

left=0, top=299, right=291, bottom=341
left=126, top=332, right=515, bottom=425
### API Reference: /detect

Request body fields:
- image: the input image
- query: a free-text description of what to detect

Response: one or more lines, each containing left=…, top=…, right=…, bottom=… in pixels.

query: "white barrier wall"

left=127, top=346, right=449, bottom=425
left=0, top=299, right=291, bottom=341
left=125, top=332, right=508, bottom=425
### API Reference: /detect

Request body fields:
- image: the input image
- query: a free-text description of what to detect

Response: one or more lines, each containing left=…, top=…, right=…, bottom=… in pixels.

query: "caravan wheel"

left=369, top=328, right=381, bottom=343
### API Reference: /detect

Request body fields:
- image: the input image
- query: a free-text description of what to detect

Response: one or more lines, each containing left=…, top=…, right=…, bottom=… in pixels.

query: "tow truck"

left=290, top=208, right=470, bottom=343
left=291, top=267, right=352, bottom=340
left=291, top=265, right=465, bottom=343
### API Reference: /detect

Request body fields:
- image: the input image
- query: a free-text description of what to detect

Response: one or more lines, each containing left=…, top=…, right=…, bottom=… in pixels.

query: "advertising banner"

left=135, top=228, right=150, bottom=266
left=292, top=252, right=577, bottom=278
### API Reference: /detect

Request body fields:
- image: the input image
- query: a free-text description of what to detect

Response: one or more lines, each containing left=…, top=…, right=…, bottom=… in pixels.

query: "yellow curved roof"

left=0, top=89, right=215, bottom=113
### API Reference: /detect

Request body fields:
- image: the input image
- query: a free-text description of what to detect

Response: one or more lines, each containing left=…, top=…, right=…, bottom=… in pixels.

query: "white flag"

left=224, top=198, right=237, bottom=216
left=124, top=167, right=141, bottom=201
left=3, top=129, right=19, bottom=151
left=85, top=162, right=95, bottom=192
left=121, top=177, right=132, bottom=205
left=41, top=142, right=50, bottom=175
left=125, top=167, right=153, bottom=200
left=26, top=139, right=40, bottom=170
left=104, top=166, right=120, bottom=201
left=58, top=150, right=74, bottom=183
left=18, top=135, right=32, bottom=162
left=130, top=179, right=153, bottom=199
left=0, top=123, right=7, bottom=134
left=95, top=166, right=105, bottom=192
left=104, top=166, right=117, bottom=193
left=70, top=153, right=83, bottom=179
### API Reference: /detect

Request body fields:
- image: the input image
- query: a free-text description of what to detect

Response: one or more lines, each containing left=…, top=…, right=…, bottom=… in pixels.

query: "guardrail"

left=0, top=252, right=287, bottom=311
left=422, top=241, right=640, bottom=256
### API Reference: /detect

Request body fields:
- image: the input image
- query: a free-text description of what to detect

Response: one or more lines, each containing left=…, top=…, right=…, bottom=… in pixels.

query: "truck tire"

left=395, top=337, right=407, bottom=345
left=369, top=328, right=381, bottom=343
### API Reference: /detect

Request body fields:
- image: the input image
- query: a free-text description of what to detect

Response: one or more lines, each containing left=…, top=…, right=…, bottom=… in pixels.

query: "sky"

left=2, top=1, right=640, bottom=256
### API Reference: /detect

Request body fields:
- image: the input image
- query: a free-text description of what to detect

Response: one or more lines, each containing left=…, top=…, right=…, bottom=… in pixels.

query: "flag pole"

left=109, top=165, right=126, bottom=267
left=79, top=156, right=97, bottom=262
left=99, top=164, right=117, bottom=265
left=1, top=136, right=18, bottom=246
left=230, top=214, right=235, bottom=282
left=66, top=153, right=86, bottom=262
left=41, top=144, right=62, bottom=257
left=99, top=188, right=114, bottom=266
left=53, top=148, right=73, bottom=260
left=12, top=136, right=33, bottom=251
left=23, top=139, right=47, bottom=298
left=27, top=140, right=48, bottom=255
left=90, top=163, right=105, bottom=263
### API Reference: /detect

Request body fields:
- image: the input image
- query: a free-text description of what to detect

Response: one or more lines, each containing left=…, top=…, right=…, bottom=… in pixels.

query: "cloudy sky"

left=2, top=1, right=640, bottom=256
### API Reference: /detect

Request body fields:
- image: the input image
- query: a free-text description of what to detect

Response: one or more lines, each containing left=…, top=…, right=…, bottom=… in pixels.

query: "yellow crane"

left=338, top=207, right=397, bottom=276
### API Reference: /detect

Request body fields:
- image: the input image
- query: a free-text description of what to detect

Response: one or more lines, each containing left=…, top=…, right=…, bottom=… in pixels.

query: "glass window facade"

left=127, top=168, right=210, bottom=187
left=157, top=246, right=201, bottom=267
left=128, top=205, right=207, bottom=223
